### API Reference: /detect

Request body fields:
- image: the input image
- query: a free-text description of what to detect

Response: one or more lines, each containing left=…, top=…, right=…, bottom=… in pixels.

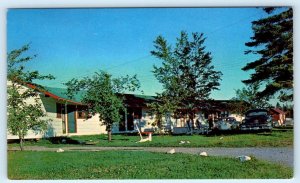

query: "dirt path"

left=8, top=146, right=294, bottom=167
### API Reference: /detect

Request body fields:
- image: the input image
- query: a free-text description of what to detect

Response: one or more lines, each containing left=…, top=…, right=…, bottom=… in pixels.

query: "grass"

left=8, top=129, right=293, bottom=148
left=8, top=150, right=293, bottom=179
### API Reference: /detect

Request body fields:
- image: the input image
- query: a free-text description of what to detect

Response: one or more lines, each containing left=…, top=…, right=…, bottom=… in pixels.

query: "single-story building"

left=269, top=108, right=286, bottom=126
left=7, top=81, right=242, bottom=139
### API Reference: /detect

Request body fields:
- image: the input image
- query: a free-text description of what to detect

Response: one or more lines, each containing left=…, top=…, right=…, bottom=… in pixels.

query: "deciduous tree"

left=65, top=71, right=140, bottom=142
left=230, top=82, right=271, bottom=115
left=7, top=44, right=55, bottom=150
left=150, top=31, right=222, bottom=126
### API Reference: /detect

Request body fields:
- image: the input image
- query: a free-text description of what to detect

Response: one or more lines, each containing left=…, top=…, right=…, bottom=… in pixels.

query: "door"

left=127, top=107, right=142, bottom=131
left=67, top=105, right=77, bottom=133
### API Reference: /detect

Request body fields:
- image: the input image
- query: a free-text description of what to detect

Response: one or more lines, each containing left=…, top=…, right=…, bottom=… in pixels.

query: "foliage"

left=150, top=31, right=222, bottom=122
left=230, top=82, right=271, bottom=115
left=7, top=44, right=55, bottom=150
left=64, top=71, right=140, bottom=142
left=147, top=94, right=177, bottom=131
left=242, top=8, right=293, bottom=102
left=8, top=151, right=292, bottom=179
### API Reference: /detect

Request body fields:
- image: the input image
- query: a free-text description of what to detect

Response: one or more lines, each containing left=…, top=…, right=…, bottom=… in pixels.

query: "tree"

left=7, top=44, right=55, bottom=150
left=242, top=7, right=293, bottom=102
left=275, top=102, right=282, bottom=109
left=150, top=31, right=222, bottom=126
left=64, top=71, right=140, bottom=142
left=230, top=82, right=271, bottom=115
left=147, top=94, right=177, bottom=133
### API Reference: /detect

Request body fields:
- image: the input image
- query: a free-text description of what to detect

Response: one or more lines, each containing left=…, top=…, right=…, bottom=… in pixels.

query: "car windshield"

left=247, top=111, right=267, bottom=117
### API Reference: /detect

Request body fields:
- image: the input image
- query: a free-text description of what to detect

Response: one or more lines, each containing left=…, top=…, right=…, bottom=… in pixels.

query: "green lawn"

left=8, top=129, right=293, bottom=148
left=8, top=150, right=293, bottom=179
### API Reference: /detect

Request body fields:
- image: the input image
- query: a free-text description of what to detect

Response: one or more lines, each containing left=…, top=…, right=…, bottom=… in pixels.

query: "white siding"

left=75, top=114, right=107, bottom=135
left=7, top=81, right=108, bottom=139
left=7, top=94, right=64, bottom=139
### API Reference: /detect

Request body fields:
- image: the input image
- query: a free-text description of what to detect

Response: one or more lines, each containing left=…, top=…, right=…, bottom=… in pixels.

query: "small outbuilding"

left=269, top=108, right=286, bottom=126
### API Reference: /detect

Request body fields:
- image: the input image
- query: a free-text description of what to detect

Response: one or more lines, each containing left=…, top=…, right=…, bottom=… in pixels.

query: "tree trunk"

left=188, top=112, right=194, bottom=135
left=108, top=130, right=112, bottom=142
left=19, top=137, right=24, bottom=151
left=106, top=123, right=112, bottom=142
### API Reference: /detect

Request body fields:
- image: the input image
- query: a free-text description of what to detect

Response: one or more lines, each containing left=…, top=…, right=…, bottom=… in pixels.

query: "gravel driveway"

left=8, top=146, right=294, bottom=167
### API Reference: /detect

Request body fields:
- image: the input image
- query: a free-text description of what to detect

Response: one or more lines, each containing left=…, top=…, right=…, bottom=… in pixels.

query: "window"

left=56, top=103, right=63, bottom=118
left=77, top=105, right=88, bottom=119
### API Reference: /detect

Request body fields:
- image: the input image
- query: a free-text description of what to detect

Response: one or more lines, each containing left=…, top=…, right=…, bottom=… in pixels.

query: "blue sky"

left=7, top=8, right=268, bottom=99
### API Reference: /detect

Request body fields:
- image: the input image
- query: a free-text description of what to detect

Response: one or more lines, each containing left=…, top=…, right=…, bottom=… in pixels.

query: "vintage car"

left=240, top=109, right=272, bottom=132
left=216, top=117, right=240, bottom=130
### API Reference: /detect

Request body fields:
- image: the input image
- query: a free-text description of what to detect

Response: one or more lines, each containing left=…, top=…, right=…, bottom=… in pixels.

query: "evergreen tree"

left=7, top=44, right=55, bottom=150
left=276, top=102, right=282, bottom=109
left=242, top=7, right=293, bottom=102
left=151, top=31, right=222, bottom=125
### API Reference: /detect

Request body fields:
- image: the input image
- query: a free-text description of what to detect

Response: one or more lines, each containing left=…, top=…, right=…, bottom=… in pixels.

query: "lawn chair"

left=135, top=123, right=152, bottom=143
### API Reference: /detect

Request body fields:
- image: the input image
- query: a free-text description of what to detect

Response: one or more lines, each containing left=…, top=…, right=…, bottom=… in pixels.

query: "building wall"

left=41, top=97, right=108, bottom=137
left=7, top=82, right=54, bottom=139
left=112, top=109, right=245, bottom=133
left=7, top=81, right=108, bottom=139
left=8, top=81, right=244, bottom=138
left=75, top=113, right=107, bottom=135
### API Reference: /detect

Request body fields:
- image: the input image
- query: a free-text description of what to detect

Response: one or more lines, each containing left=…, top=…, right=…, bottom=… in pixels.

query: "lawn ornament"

left=135, top=123, right=152, bottom=143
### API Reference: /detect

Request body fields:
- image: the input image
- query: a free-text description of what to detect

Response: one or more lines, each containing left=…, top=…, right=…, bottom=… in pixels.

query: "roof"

left=121, top=93, right=157, bottom=107
left=270, top=108, right=286, bottom=114
left=26, top=83, right=84, bottom=105
left=27, top=83, right=156, bottom=107
left=43, top=86, right=85, bottom=103
left=24, top=82, right=235, bottom=108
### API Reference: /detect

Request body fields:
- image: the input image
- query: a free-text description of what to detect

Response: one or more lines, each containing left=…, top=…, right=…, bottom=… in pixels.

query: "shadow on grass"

left=48, top=137, right=83, bottom=144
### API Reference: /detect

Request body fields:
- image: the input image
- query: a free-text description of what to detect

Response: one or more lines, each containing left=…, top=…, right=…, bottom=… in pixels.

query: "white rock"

left=56, top=148, right=64, bottom=153
left=186, top=141, right=190, bottom=144
left=199, top=151, right=208, bottom=156
left=219, top=137, right=224, bottom=140
left=179, top=141, right=185, bottom=144
left=237, top=155, right=251, bottom=162
left=167, top=148, right=176, bottom=154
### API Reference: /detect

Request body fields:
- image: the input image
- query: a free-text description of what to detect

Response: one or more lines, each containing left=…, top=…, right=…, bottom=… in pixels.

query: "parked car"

left=216, top=117, right=240, bottom=130
left=284, top=118, right=294, bottom=127
left=240, top=109, right=272, bottom=132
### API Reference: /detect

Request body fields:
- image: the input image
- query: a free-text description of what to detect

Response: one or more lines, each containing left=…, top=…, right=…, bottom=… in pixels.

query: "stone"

left=167, top=148, right=176, bottom=154
left=237, top=155, right=251, bottom=162
left=56, top=148, right=64, bottom=153
left=199, top=152, right=208, bottom=156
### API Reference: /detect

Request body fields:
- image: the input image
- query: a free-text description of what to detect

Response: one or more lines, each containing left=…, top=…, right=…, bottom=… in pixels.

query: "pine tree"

left=242, top=7, right=293, bottom=102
